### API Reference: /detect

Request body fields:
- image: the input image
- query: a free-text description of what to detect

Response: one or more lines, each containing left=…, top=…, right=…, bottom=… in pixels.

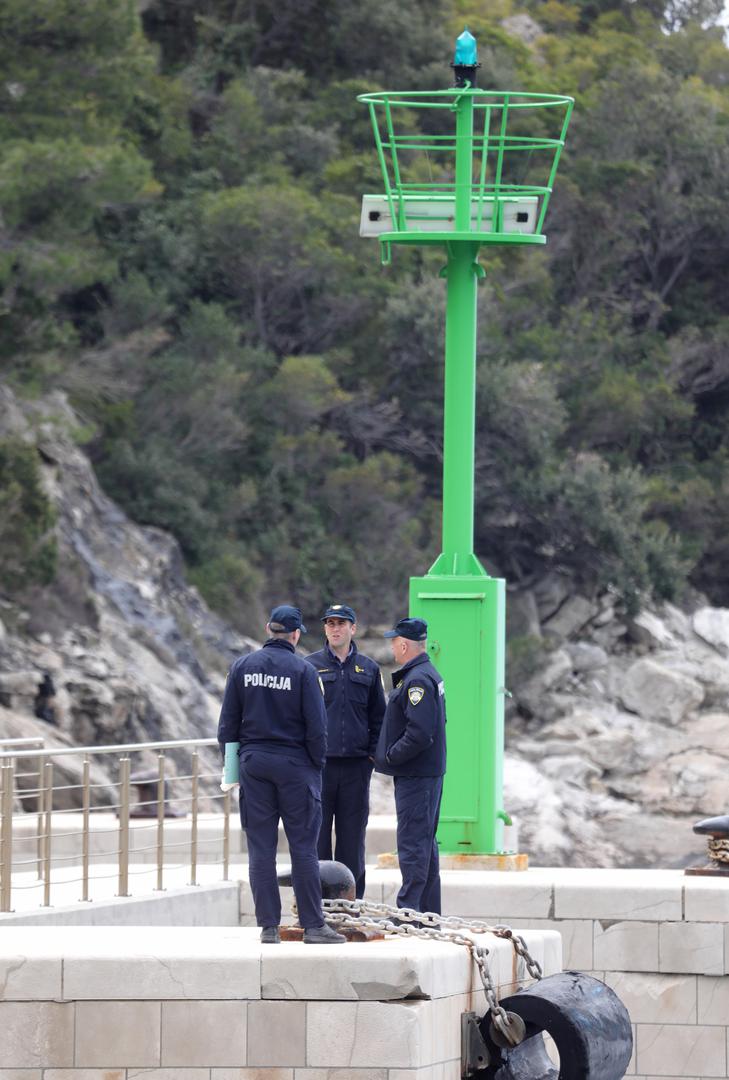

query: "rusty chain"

left=320, top=898, right=543, bottom=1046
left=708, top=838, right=729, bottom=864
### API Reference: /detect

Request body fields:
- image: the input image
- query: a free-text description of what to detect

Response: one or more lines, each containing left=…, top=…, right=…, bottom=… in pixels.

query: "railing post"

left=0, top=762, right=15, bottom=913
left=82, top=756, right=90, bottom=901
left=118, top=757, right=130, bottom=897
left=223, top=789, right=230, bottom=882
left=36, top=761, right=44, bottom=879
left=155, top=752, right=165, bottom=892
left=189, top=750, right=198, bottom=886
left=42, top=762, right=53, bottom=907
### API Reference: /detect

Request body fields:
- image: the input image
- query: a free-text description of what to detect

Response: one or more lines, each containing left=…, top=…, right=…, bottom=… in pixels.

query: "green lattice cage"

left=358, top=88, right=573, bottom=258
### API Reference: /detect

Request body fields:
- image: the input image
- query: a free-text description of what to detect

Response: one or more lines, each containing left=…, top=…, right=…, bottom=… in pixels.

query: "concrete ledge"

left=0, top=927, right=558, bottom=1075
left=0, top=874, right=240, bottom=926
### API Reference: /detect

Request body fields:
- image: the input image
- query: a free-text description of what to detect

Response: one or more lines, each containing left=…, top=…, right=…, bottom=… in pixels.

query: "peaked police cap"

left=321, top=604, right=356, bottom=623
left=269, top=604, right=307, bottom=633
left=383, top=617, right=428, bottom=641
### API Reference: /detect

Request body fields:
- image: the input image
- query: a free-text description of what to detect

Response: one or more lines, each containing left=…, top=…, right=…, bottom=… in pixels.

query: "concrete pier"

left=0, top=924, right=559, bottom=1077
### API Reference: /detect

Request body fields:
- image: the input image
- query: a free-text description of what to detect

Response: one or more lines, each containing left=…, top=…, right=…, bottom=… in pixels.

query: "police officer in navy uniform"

left=306, top=604, right=386, bottom=898
left=217, top=604, right=345, bottom=945
left=374, top=617, right=446, bottom=914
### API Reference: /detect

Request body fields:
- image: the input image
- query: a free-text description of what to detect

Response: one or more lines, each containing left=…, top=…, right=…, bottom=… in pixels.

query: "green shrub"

left=0, top=439, right=57, bottom=593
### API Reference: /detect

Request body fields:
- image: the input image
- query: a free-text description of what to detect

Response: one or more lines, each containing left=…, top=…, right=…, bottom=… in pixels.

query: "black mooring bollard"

left=479, top=971, right=633, bottom=1080
left=276, top=859, right=356, bottom=901
left=685, top=814, right=729, bottom=877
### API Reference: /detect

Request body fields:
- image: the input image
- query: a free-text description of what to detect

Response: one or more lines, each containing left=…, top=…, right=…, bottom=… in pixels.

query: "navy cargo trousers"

left=394, top=775, right=443, bottom=914
left=317, top=756, right=373, bottom=898
left=239, top=749, right=324, bottom=929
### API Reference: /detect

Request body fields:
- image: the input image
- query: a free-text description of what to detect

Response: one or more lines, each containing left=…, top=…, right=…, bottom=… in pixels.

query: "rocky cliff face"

left=0, top=386, right=256, bottom=803
left=0, top=386, right=726, bottom=867
left=504, top=588, right=729, bottom=868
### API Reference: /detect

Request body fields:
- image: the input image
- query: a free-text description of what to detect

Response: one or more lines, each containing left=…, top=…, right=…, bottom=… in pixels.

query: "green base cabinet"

left=409, top=572, right=506, bottom=854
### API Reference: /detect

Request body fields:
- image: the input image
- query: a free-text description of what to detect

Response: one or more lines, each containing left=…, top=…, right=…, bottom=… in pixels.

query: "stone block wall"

left=0, top=925, right=560, bottom=1079
left=404, top=865, right=729, bottom=1080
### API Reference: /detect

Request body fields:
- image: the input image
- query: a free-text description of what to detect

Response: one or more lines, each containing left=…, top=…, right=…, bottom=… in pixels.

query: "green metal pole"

left=454, top=89, right=474, bottom=231
left=440, top=242, right=479, bottom=575
left=431, top=89, right=484, bottom=578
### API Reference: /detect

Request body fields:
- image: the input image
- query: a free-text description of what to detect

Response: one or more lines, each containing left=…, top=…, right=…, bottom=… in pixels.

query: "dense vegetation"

left=2, top=0, right=729, bottom=631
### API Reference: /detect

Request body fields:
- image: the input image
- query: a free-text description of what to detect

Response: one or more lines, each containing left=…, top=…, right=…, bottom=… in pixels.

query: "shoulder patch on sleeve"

left=407, top=686, right=425, bottom=706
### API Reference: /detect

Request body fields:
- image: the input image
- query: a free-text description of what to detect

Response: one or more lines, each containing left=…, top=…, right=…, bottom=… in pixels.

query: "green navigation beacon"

left=358, top=33, right=573, bottom=856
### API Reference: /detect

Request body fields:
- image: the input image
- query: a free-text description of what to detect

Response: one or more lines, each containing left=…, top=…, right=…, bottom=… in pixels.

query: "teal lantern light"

left=453, top=27, right=479, bottom=88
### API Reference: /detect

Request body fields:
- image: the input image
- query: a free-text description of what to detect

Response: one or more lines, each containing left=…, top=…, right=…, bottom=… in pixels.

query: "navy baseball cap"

left=269, top=605, right=307, bottom=633
left=383, top=618, right=428, bottom=641
left=321, top=604, right=356, bottom=623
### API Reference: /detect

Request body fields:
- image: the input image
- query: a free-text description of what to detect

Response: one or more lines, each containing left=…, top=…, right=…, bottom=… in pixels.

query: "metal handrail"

left=0, top=738, right=45, bottom=749
left=0, top=737, right=218, bottom=759
left=0, top=737, right=231, bottom=913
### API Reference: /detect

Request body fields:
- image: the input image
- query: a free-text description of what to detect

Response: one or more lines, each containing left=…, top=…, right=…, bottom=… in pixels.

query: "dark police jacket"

left=217, top=639, right=327, bottom=769
left=305, top=643, right=385, bottom=758
left=374, top=653, right=446, bottom=778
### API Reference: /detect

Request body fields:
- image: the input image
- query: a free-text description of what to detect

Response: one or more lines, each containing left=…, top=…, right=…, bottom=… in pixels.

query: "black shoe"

left=260, top=926, right=281, bottom=944
left=303, top=923, right=346, bottom=944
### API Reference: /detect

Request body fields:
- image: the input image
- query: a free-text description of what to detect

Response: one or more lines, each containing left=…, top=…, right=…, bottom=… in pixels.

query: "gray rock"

left=540, top=754, right=602, bottom=787
left=0, top=670, right=41, bottom=708
left=620, top=658, right=704, bottom=725
left=533, top=572, right=571, bottom=621
left=660, top=603, right=692, bottom=640
left=591, top=622, right=628, bottom=650
left=501, top=13, right=543, bottom=45
left=517, top=649, right=572, bottom=715
left=506, top=589, right=541, bottom=640
left=627, top=611, right=675, bottom=650
left=566, top=642, right=608, bottom=672
left=543, top=594, right=596, bottom=640
left=692, top=607, right=729, bottom=655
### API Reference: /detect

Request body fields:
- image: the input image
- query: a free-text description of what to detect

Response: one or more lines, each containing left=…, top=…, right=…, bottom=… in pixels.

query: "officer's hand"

left=220, top=770, right=239, bottom=793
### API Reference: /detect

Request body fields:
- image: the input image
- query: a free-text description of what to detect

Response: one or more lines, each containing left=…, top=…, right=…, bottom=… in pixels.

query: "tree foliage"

left=4, top=0, right=729, bottom=628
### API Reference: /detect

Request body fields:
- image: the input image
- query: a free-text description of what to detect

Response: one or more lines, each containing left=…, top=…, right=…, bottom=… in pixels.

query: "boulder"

left=540, top=754, right=603, bottom=788
left=543, top=594, right=596, bottom=640
left=620, top=658, right=704, bottom=724
left=506, top=589, right=541, bottom=640
left=661, top=650, right=729, bottom=710
left=683, top=712, right=729, bottom=758
left=632, top=749, right=729, bottom=816
left=566, top=642, right=608, bottom=673
left=591, top=603, right=616, bottom=627
left=627, top=611, right=675, bottom=650
left=0, top=670, right=42, bottom=707
left=600, top=810, right=700, bottom=869
left=516, top=648, right=572, bottom=715
left=660, top=603, right=691, bottom=641
left=692, top=607, right=729, bottom=655
left=501, top=13, right=543, bottom=45
left=591, top=623, right=628, bottom=651
left=533, top=572, right=571, bottom=622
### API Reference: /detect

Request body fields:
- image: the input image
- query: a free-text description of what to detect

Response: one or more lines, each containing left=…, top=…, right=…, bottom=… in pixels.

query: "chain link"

left=320, top=898, right=542, bottom=1045
left=708, top=838, right=729, bottom=864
